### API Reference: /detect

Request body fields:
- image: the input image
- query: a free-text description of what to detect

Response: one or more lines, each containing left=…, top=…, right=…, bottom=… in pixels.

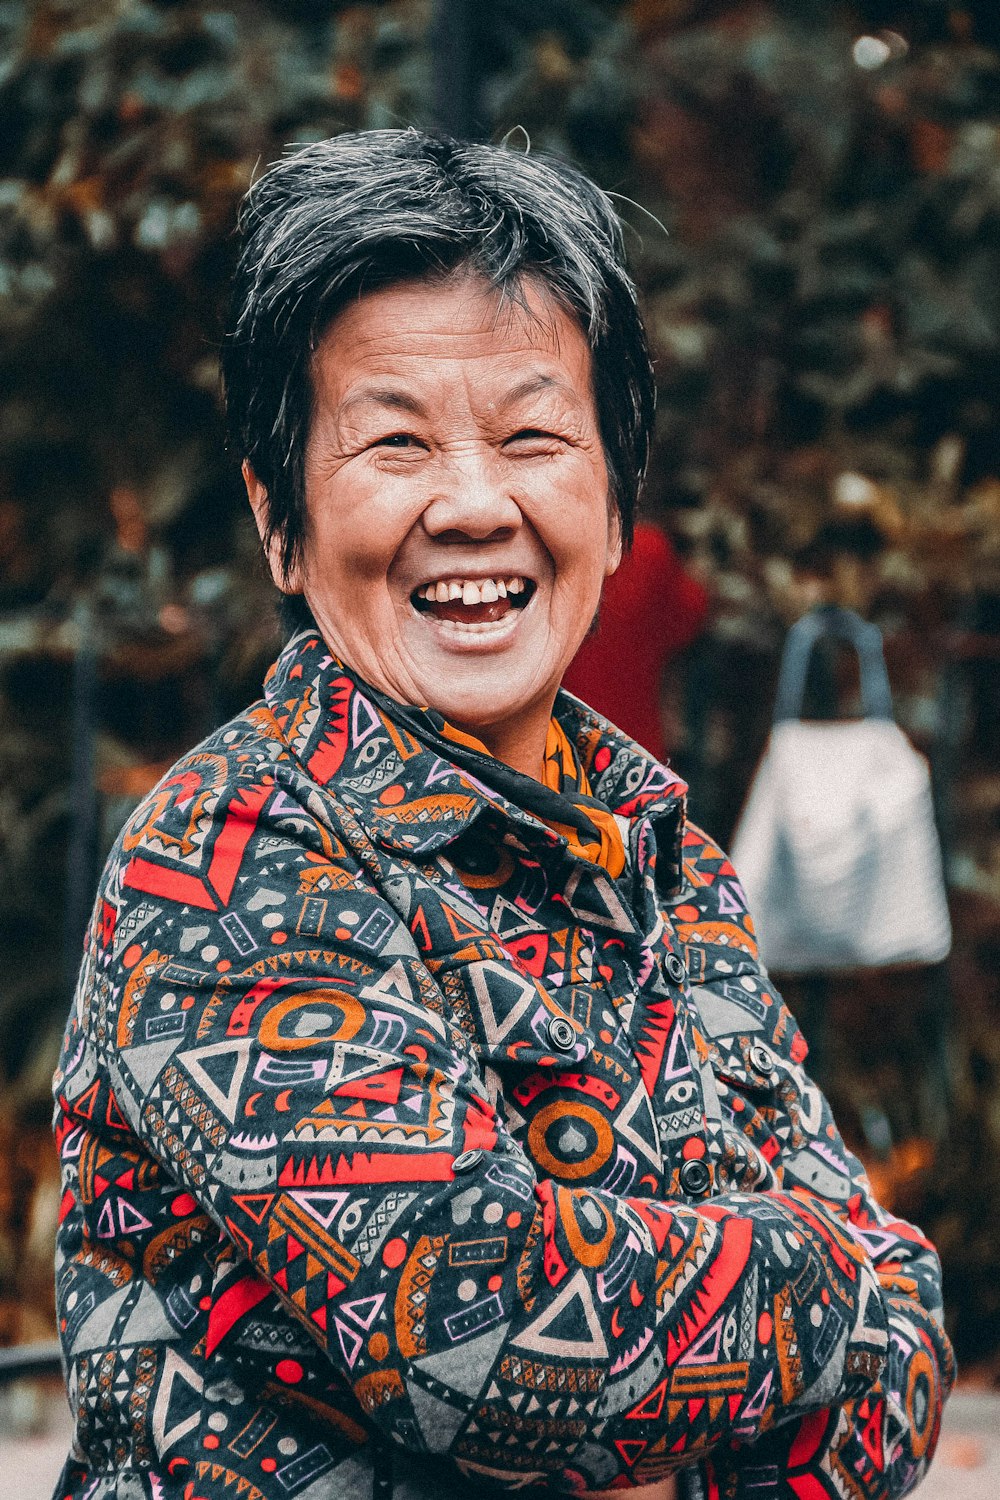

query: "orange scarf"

left=439, top=716, right=627, bottom=878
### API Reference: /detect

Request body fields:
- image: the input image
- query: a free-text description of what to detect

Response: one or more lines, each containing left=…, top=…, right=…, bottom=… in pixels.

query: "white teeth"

left=417, top=575, right=528, bottom=603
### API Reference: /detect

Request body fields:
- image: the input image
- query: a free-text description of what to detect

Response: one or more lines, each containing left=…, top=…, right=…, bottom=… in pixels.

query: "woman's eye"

left=505, top=429, right=562, bottom=451
left=374, top=433, right=419, bottom=449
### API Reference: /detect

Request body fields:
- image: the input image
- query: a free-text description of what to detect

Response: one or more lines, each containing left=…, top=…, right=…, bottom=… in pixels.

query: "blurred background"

left=2, top=0, right=1000, bottom=1483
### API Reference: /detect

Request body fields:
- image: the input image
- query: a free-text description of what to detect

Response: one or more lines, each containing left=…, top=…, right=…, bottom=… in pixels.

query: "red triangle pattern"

left=335, top=1068, right=403, bottom=1105
left=614, top=1438, right=647, bottom=1466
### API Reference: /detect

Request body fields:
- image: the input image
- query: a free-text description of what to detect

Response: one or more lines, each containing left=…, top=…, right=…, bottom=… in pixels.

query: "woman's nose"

left=420, top=448, right=522, bottom=539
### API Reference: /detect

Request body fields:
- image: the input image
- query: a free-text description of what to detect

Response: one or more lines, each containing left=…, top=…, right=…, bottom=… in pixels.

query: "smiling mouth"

left=410, top=575, right=536, bottom=626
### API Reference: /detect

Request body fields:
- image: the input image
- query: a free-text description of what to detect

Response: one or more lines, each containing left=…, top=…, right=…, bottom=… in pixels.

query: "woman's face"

left=248, top=273, right=620, bottom=775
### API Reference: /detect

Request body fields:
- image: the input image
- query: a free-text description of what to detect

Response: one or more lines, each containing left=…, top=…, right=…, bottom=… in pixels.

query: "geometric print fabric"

left=52, top=629, right=953, bottom=1500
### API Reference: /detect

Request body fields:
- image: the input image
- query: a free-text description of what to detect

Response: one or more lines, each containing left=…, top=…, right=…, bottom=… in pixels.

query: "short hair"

left=222, top=128, right=655, bottom=585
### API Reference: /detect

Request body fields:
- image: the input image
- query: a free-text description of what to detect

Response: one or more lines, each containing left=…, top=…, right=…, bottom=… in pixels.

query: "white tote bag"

left=731, top=607, right=951, bottom=973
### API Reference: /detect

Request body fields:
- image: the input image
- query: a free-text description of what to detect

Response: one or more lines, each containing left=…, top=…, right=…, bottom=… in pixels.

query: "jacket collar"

left=263, top=631, right=688, bottom=888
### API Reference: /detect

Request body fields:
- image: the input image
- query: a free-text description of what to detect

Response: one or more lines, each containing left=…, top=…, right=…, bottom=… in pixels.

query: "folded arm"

left=674, top=821, right=955, bottom=1497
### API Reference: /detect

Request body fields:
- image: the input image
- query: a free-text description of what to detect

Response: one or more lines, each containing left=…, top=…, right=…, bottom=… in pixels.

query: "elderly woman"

left=53, top=131, right=952, bottom=1500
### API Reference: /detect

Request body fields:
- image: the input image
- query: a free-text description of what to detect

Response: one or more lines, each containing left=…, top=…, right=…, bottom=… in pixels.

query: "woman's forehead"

left=311, top=272, right=594, bottom=398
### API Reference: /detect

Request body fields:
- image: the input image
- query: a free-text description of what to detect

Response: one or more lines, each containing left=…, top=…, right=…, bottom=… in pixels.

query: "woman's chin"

left=398, top=598, right=557, bottom=721
left=418, top=668, right=541, bottom=730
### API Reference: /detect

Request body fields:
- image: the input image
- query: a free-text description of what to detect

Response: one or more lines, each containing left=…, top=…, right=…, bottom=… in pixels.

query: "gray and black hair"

left=223, top=128, right=656, bottom=583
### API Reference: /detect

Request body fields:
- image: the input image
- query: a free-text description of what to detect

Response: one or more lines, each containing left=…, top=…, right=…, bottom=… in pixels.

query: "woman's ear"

left=243, top=461, right=304, bottom=594
left=605, top=509, right=623, bottom=578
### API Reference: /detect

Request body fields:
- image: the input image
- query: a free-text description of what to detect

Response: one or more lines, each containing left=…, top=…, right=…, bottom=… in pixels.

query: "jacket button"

left=749, top=1043, right=777, bottom=1079
left=679, top=1158, right=711, bottom=1197
left=452, top=1150, right=484, bottom=1174
left=547, top=1016, right=577, bottom=1052
left=664, top=954, right=686, bottom=985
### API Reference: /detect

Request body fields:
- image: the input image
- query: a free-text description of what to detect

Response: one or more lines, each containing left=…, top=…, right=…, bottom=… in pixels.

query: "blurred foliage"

left=1, top=0, right=1000, bottom=1369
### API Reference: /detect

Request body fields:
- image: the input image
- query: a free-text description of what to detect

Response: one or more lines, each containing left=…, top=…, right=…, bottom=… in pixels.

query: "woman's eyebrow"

left=496, top=373, right=584, bottom=410
left=336, top=373, right=580, bottom=424
left=338, top=387, right=428, bottom=419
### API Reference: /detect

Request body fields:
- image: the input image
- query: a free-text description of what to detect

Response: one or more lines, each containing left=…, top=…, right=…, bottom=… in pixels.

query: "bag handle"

left=773, top=604, right=894, bottom=724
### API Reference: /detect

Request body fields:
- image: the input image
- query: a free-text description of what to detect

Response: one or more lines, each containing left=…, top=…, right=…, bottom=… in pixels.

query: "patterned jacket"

left=53, top=629, right=954, bottom=1500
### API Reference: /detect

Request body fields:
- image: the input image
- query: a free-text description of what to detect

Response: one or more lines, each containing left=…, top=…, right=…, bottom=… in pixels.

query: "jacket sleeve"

left=77, top=758, right=894, bottom=1492
left=673, top=822, right=955, bottom=1499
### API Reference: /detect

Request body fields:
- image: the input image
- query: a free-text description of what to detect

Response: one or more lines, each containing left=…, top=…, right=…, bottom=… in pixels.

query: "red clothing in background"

left=562, top=521, right=709, bottom=761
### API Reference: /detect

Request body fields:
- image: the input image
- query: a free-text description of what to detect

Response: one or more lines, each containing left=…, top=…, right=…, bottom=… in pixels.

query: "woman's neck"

left=446, top=699, right=554, bottom=781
